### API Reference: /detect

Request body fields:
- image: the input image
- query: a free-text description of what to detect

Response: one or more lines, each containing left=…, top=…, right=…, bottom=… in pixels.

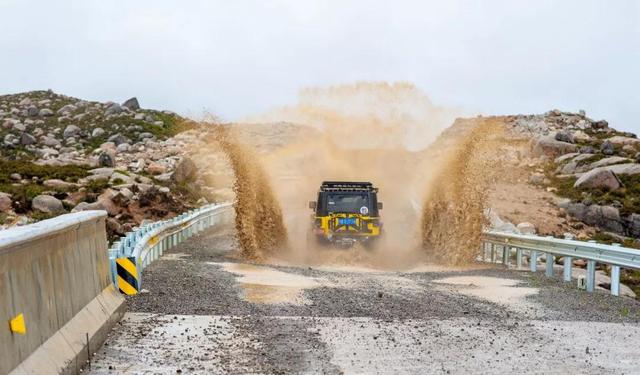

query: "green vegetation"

left=85, top=179, right=110, bottom=194
left=545, top=159, right=640, bottom=216
left=0, top=160, right=89, bottom=184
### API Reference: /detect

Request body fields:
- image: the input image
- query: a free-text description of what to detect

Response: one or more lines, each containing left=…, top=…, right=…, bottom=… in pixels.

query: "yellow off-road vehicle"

left=308, top=181, right=383, bottom=248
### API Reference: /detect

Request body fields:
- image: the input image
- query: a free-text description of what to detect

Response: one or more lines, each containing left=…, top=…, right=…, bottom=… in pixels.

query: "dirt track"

left=90, top=225, right=640, bottom=374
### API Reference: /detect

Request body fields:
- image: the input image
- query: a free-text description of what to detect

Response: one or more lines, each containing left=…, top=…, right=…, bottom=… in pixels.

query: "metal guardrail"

left=481, top=230, right=640, bottom=296
left=108, top=202, right=233, bottom=294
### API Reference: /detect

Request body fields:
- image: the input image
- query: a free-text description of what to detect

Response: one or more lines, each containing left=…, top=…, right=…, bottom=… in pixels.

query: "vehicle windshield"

left=326, top=193, right=369, bottom=214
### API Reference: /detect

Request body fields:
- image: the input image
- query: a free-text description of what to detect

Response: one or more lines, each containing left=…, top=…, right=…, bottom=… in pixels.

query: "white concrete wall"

left=0, top=211, right=124, bottom=374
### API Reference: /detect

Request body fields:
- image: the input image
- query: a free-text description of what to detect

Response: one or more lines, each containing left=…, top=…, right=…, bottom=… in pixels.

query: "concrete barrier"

left=0, top=210, right=125, bottom=374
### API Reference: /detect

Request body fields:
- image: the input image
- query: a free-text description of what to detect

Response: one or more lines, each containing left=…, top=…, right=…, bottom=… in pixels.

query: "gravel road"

left=90, top=225, right=640, bottom=374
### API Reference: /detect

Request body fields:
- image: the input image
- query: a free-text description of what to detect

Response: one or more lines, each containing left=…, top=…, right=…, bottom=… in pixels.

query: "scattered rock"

left=579, top=146, right=594, bottom=154
left=57, top=104, right=77, bottom=114
left=593, top=120, right=608, bottom=129
left=516, top=222, right=536, bottom=235
left=0, top=192, right=12, bottom=212
left=32, top=195, right=65, bottom=214
left=107, top=133, right=129, bottom=146
left=26, top=105, right=39, bottom=117
left=146, top=162, right=167, bottom=175
left=105, top=104, right=124, bottom=115
left=63, top=124, right=81, bottom=139
left=92, top=127, right=105, bottom=138
left=98, top=151, right=116, bottom=167
left=532, top=136, right=578, bottom=158
left=122, top=97, right=140, bottom=110
left=528, top=173, right=546, bottom=186
left=172, top=157, right=197, bottom=183
left=39, top=108, right=53, bottom=117
left=600, top=140, right=615, bottom=156
left=20, top=133, right=36, bottom=145
left=574, top=168, right=621, bottom=191
left=555, top=131, right=574, bottom=143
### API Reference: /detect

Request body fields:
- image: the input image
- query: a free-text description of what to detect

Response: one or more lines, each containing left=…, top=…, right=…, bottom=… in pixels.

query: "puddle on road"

left=211, top=262, right=321, bottom=305
left=432, top=276, right=538, bottom=311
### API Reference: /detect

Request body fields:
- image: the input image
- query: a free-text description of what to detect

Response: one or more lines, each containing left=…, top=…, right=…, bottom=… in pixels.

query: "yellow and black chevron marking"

left=116, top=257, right=139, bottom=295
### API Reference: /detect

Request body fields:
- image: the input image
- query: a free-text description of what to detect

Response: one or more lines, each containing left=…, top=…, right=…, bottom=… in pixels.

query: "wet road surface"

left=90, top=225, right=640, bottom=374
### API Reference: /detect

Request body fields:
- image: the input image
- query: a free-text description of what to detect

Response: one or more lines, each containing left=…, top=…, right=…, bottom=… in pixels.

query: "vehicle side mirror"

left=309, top=201, right=316, bottom=210
left=377, top=202, right=383, bottom=210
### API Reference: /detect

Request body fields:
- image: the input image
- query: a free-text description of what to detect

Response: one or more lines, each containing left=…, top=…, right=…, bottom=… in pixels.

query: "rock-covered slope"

left=0, top=91, right=215, bottom=240
left=507, top=110, right=640, bottom=243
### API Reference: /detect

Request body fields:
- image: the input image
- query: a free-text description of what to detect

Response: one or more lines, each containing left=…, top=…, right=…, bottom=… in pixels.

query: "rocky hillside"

left=505, top=110, right=640, bottom=245
left=0, top=90, right=215, bottom=240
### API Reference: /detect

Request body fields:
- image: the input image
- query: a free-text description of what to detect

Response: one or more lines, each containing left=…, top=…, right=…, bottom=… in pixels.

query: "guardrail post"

left=530, top=250, right=538, bottom=272
left=502, top=245, right=510, bottom=266
left=610, top=265, right=621, bottom=296
left=490, top=243, right=496, bottom=263
left=563, top=256, right=573, bottom=282
left=586, top=260, right=596, bottom=292
left=610, top=243, right=622, bottom=296
left=516, top=248, right=522, bottom=269
left=545, top=254, right=554, bottom=277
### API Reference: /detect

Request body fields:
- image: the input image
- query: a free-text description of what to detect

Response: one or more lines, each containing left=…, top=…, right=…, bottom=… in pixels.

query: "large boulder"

left=607, top=136, right=640, bottom=147
left=574, top=168, right=621, bottom=191
left=122, top=97, right=140, bottom=110
left=172, top=157, right=197, bottom=183
left=605, top=163, right=640, bottom=176
left=566, top=203, right=624, bottom=234
left=532, top=136, right=578, bottom=158
left=32, top=195, right=65, bottom=214
left=588, top=156, right=631, bottom=170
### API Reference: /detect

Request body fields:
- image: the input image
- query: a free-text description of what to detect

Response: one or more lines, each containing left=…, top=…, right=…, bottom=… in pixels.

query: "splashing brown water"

left=421, top=118, right=505, bottom=265
left=206, top=127, right=288, bottom=260
left=239, top=82, right=464, bottom=268
left=204, top=82, right=505, bottom=268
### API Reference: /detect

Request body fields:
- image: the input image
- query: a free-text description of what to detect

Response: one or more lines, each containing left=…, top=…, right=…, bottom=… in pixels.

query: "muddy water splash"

left=421, top=118, right=505, bottom=265
left=239, top=82, right=463, bottom=268
left=207, top=127, right=288, bottom=260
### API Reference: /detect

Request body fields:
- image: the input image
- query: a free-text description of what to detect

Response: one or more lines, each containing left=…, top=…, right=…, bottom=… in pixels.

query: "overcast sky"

left=1, top=0, right=638, bottom=132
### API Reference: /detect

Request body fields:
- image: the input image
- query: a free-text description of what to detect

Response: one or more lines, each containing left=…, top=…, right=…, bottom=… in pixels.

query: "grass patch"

left=0, top=160, right=89, bottom=183
left=86, top=179, right=110, bottom=194
left=546, top=160, right=640, bottom=216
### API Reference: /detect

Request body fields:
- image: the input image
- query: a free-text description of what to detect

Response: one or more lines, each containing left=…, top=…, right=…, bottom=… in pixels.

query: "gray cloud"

left=0, top=0, right=638, bottom=132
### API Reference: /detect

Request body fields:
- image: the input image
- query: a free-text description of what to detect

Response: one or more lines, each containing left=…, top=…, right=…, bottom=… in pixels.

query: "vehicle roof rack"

left=320, top=181, right=377, bottom=192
